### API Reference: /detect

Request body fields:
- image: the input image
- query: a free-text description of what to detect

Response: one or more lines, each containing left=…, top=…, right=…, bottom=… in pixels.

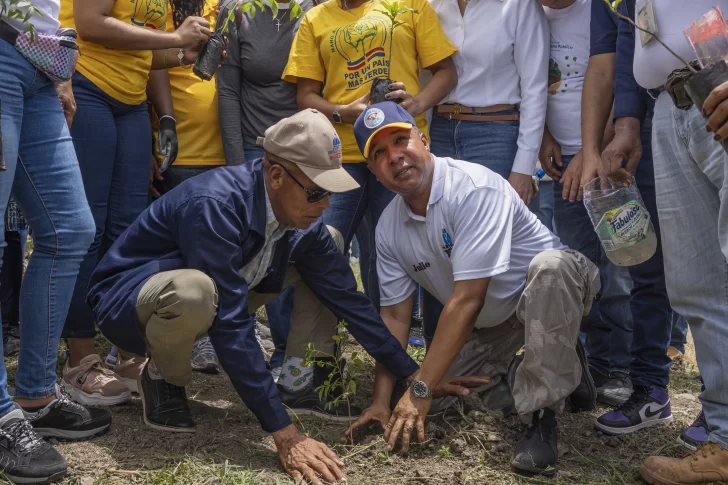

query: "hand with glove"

left=158, top=115, right=179, bottom=173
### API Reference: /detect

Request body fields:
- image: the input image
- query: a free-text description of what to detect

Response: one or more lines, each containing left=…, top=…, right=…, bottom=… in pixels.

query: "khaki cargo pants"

left=133, top=227, right=343, bottom=386
left=431, top=249, right=600, bottom=421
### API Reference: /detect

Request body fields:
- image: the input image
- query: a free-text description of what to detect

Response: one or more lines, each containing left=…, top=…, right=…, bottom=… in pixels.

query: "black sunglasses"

left=269, top=160, right=333, bottom=203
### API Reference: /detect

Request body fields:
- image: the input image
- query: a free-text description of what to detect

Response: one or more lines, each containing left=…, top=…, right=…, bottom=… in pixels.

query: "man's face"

left=265, top=157, right=331, bottom=229
left=366, top=127, right=433, bottom=197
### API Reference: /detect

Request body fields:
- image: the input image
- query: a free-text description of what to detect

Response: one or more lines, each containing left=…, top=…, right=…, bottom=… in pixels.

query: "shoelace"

left=1, top=420, right=44, bottom=455
left=193, top=338, right=216, bottom=359
left=615, top=386, right=650, bottom=415
left=693, top=443, right=721, bottom=461
left=57, top=385, right=90, bottom=415
left=76, top=359, right=117, bottom=387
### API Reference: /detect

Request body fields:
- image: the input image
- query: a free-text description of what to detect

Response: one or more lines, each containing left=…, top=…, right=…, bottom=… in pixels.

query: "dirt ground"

left=2, top=335, right=701, bottom=485
left=2, top=261, right=704, bottom=485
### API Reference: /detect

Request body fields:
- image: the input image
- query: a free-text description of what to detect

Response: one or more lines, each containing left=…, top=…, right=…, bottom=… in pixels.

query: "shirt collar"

left=404, top=155, right=446, bottom=221
left=263, top=185, right=291, bottom=236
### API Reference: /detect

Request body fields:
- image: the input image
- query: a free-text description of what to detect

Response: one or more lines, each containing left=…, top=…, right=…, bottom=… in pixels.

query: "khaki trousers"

left=431, top=249, right=600, bottom=420
left=134, top=227, right=343, bottom=386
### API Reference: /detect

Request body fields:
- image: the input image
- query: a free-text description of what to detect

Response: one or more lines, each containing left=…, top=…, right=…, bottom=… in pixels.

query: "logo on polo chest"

left=412, top=261, right=431, bottom=272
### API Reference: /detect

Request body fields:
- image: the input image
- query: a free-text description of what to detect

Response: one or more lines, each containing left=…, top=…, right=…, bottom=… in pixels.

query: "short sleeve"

left=451, top=188, right=513, bottom=281
left=281, top=13, right=325, bottom=83
left=376, top=226, right=417, bottom=307
left=413, top=0, right=458, bottom=68
left=590, top=0, right=618, bottom=56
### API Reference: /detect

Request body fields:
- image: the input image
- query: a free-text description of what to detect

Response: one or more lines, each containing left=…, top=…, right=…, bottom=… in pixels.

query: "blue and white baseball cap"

left=354, top=102, right=417, bottom=158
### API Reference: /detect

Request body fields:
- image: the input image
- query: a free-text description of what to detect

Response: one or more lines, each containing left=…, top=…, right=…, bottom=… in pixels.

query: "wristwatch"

left=410, top=380, right=434, bottom=399
left=332, top=105, right=343, bottom=124
left=177, top=48, right=191, bottom=69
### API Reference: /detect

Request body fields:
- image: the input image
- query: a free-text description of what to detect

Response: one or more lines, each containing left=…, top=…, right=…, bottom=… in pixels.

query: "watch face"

left=412, top=380, right=428, bottom=398
left=333, top=111, right=342, bottom=123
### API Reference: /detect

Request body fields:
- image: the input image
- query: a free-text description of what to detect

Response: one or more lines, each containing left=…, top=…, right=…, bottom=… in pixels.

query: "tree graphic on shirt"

left=548, top=58, right=562, bottom=95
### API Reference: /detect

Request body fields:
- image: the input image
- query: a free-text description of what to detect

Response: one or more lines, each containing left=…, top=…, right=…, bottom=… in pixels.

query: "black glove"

left=158, top=115, right=178, bottom=173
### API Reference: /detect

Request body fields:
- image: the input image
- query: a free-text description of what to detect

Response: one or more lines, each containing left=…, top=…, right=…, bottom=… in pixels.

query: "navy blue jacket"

left=88, top=160, right=419, bottom=433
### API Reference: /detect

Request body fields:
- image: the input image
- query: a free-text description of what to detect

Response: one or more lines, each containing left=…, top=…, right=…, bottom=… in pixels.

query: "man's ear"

left=420, top=131, right=431, bottom=152
left=268, top=164, right=285, bottom=189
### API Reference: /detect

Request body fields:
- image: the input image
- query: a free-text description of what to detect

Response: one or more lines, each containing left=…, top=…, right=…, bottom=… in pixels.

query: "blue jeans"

left=554, top=120, right=673, bottom=388
left=63, top=72, right=152, bottom=339
left=529, top=180, right=555, bottom=232
left=244, top=141, right=294, bottom=369
left=652, top=92, right=728, bottom=447
left=670, top=311, right=689, bottom=354
left=322, top=162, right=395, bottom=310
left=0, top=40, right=95, bottom=409
left=422, top=113, right=519, bottom=338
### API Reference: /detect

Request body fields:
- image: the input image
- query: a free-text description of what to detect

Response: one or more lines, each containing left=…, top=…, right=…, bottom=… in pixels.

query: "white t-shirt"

left=376, top=156, right=566, bottom=329
left=543, top=0, right=591, bottom=155
left=633, top=0, right=728, bottom=89
left=4, top=0, right=60, bottom=35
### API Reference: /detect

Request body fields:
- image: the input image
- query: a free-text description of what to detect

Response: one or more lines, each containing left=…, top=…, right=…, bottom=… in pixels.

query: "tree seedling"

left=194, top=0, right=304, bottom=80
left=369, top=0, right=419, bottom=103
left=0, top=0, right=42, bottom=40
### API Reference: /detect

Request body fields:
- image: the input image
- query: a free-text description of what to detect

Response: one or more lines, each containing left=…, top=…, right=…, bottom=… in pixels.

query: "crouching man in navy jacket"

left=87, top=110, right=482, bottom=484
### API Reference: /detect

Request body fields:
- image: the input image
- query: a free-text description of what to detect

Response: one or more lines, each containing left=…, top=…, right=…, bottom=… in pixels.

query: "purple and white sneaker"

left=677, top=410, right=708, bottom=451
left=595, top=385, right=672, bottom=435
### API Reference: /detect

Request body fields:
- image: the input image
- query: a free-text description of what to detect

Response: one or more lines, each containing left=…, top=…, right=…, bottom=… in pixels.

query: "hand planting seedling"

left=194, top=0, right=303, bottom=80
left=369, top=0, right=419, bottom=103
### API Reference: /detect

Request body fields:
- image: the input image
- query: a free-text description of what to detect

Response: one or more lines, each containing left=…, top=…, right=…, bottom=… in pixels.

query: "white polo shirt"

left=376, top=156, right=566, bottom=329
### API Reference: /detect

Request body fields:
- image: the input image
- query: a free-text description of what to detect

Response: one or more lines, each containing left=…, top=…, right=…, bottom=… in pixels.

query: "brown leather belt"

left=434, top=103, right=519, bottom=121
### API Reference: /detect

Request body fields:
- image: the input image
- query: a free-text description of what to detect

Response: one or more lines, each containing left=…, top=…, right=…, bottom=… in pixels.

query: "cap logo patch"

left=329, top=135, right=342, bottom=161
left=364, top=108, right=385, bottom=129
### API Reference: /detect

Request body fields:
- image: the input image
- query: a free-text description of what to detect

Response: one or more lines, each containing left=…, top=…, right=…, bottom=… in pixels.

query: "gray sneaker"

left=191, top=337, right=220, bottom=375
left=598, top=371, right=633, bottom=407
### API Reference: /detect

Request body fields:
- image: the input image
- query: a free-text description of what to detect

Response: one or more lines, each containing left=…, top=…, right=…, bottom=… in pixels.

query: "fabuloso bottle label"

left=595, top=200, right=650, bottom=251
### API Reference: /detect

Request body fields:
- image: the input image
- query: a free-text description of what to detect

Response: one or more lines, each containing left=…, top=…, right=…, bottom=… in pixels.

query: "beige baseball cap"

left=256, top=109, right=359, bottom=193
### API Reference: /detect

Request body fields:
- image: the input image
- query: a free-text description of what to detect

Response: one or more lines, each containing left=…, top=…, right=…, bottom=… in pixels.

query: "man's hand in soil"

left=273, top=424, right=346, bottom=485
left=539, top=126, right=562, bottom=180
left=385, top=82, right=423, bottom=117
left=560, top=150, right=584, bottom=202
left=385, top=389, right=429, bottom=453
left=508, top=172, right=537, bottom=206
left=704, top=79, right=728, bottom=141
left=600, top=117, right=642, bottom=185
left=344, top=402, right=391, bottom=439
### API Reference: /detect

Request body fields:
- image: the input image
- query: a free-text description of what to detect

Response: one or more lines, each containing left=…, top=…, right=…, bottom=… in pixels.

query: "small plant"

left=602, top=0, right=695, bottom=72
left=217, top=0, right=303, bottom=33
left=303, top=321, right=365, bottom=430
left=369, top=0, right=420, bottom=102
left=376, top=0, right=418, bottom=69
left=437, top=446, right=453, bottom=459
left=0, top=0, right=42, bottom=41
left=194, top=0, right=304, bottom=80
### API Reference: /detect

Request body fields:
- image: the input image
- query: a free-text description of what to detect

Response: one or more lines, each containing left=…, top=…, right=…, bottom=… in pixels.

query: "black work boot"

left=278, top=357, right=361, bottom=422
left=138, top=361, right=195, bottom=433
left=568, top=340, right=598, bottom=412
left=512, top=408, right=558, bottom=476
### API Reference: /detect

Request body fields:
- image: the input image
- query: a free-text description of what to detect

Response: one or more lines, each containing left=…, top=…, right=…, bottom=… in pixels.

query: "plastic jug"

left=583, top=177, right=656, bottom=266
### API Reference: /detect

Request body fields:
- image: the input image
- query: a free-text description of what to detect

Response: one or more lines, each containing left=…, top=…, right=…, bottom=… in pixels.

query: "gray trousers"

left=432, top=249, right=600, bottom=420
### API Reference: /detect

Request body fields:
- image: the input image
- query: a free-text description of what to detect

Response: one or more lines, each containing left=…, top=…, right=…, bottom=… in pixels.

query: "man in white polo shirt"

left=345, top=102, right=600, bottom=476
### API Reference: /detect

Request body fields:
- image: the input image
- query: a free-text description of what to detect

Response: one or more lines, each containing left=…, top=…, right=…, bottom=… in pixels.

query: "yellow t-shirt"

left=151, top=2, right=225, bottom=167
left=282, top=0, right=456, bottom=162
left=60, top=0, right=168, bottom=105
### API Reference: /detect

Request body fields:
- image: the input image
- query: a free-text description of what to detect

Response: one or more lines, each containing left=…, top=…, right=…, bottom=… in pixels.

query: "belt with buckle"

left=434, top=103, right=520, bottom=122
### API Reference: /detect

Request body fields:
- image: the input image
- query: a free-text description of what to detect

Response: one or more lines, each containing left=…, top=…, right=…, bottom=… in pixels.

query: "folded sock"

left=276, top=355, right=313, bottom=392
